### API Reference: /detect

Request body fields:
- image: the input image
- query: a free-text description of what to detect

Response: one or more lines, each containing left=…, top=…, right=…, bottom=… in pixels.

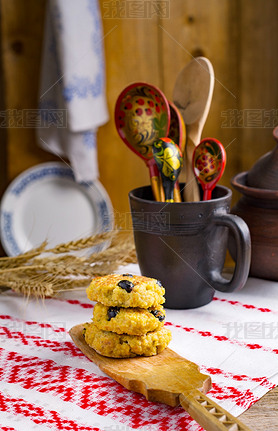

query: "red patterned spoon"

left=192, top=138, right=226, bottom=201
left=115, top=82, right=170, bottom=201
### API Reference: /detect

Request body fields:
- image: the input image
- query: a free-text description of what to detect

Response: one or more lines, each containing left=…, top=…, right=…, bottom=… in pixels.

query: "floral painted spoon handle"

left=153, top=138, right=183, bottom=202
left=192, top=138, right=226, bottom=201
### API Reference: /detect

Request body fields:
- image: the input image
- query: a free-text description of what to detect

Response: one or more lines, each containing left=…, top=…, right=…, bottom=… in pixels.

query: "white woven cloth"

left=0, top=264, right=278, bottom=430
left=37, top=0, right=109, bottom=183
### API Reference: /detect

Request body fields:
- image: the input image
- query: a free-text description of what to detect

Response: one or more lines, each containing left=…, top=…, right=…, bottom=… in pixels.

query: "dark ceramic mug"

left=129, top=184, right=251, bottom=309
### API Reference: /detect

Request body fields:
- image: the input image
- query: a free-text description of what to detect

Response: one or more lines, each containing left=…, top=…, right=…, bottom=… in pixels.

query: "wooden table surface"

left=239, top=386, right=278, bottom=430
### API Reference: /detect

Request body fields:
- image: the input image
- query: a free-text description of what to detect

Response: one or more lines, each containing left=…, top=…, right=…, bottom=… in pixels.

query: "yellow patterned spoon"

left=153, top=137, right=183, bottom=202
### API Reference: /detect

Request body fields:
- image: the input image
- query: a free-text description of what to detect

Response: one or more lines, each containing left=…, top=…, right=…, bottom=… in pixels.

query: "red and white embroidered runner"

left=0, top=264, right=277, bottom=430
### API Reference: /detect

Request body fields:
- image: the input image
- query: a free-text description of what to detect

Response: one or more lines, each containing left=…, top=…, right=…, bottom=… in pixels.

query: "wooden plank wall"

left=0, top=0, right=56, bottom=186
left=0, top=0, right=278, bottom=218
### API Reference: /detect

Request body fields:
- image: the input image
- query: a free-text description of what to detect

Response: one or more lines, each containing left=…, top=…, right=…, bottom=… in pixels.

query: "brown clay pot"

left=246, top=126, right=278, bottom=190
left=230, top=171, right=278, bottom=280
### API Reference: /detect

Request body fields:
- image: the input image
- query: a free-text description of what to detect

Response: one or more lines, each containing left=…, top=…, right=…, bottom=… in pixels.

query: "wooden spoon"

left=70, top=324, right=251, bottom=431
left=168, top=101, right=186, bottom=202
left=153, top=137, right=183, bottom=202
left=115, top=82, right=170, bottom=201
left=193, top=138, right=226, bottom=201
left=168, top=100, right=186, bottom=155
left=173, top=57, right=215, bottom=202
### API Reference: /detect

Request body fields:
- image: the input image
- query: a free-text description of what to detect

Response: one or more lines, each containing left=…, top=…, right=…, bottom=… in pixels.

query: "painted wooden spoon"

left=173, top=57, right=215, bottom=202
left=115, top=82, right=170, bottom=201
left=192, top=138, right=226, bottom=201
left=153, top=137, right=183, bottom=202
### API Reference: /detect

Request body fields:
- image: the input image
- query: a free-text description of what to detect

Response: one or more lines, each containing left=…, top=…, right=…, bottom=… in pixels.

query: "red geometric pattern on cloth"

left=0, top=325, right=83, bottom=358
left=0, top=427, right=17, bottom=431
left=0, top=321, right=268, bottom=409
left=164, top=322, right=278, bottom=355
left=0, top=315, right=67, bottom=332
left=202, top=366, right=275, bottom=390
left=1, top=315, right=273, bottom=410
left=209, top=384, right=258, bottom=409
left=0, top=391, right=101, bottom=431
left=0, top=327, right=262, bottom=410
left=213, top=297, right=278, bottom=314
left=55, top=299, right=94, bottom=309
left=55, top=296, right=278, bottom=315
left=0, top=348, right=201, bottom=431
left=0, top=301, right=275, bottom=430
left=2, top=314, right=278, bottom=359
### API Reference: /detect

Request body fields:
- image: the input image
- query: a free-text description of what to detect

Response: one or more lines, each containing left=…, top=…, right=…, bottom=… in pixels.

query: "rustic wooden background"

left=0, top=0, right=278, bottom=216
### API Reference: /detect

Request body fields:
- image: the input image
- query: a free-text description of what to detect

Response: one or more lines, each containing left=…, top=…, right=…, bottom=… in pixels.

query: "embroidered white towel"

left=37, top=0, right=109, bottom=182
left=1, top=267, right=278, bottom=430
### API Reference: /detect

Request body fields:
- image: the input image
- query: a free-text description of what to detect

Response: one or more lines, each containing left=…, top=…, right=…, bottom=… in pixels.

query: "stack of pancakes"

left=83, top=273, right=171, bottom=358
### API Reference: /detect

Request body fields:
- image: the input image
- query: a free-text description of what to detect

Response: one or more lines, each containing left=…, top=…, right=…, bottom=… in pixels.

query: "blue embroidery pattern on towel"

left=82, top=131, right=96, bottom=149
left=63, top=0, right=104, bottom=102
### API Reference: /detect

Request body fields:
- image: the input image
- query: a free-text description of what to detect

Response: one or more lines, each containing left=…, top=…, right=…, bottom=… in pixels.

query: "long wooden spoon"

left=115, top=82, right=170, bottom=201
left=173, top=57, right=215, bottom=202
left=70, top=324, right=251, bottom=431
left=168, top=100, right=186, bottom=155
left=168, top=101, right=186, bottom=202
left=193, top=138, right=226, bottom=201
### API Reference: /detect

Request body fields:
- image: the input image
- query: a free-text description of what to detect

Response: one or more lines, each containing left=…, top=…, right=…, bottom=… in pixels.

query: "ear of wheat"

left=0, top=230, right=137, bottom=299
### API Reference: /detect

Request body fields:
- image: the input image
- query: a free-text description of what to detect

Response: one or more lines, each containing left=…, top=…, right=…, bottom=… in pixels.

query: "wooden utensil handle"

left=174, top=181, right=182, bottom=202
left=159, top=176, right=165, bottom=202
left=148, top=162, right=164, bottom=201
left=180, top=391, right=251, bottom=431
left=150, top=175, right=162, bottom=201
left=185, top=137, right=200, bottom=202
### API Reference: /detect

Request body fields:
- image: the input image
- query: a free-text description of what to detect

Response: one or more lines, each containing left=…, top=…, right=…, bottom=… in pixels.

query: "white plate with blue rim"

left=0, top=162, right=114, bottom=256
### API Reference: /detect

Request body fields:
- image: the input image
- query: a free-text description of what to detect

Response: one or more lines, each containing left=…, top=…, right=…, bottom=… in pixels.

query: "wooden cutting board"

left=70, top=324, right=251, bottom=431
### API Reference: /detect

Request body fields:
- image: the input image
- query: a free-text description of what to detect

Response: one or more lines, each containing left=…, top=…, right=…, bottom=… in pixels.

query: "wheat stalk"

left=0, top=241, right=48, bottom=269
left=0, top=265, right=46, bottom=275
left=45, top=230, right=116, bottom=254
left=0, top=230, right=137, bottom=299
left=0, top=279, right=54, bottom=298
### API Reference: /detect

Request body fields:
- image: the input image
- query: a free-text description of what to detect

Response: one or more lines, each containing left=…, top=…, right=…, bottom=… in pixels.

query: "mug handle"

left=209, top=214, right=251, bottom=293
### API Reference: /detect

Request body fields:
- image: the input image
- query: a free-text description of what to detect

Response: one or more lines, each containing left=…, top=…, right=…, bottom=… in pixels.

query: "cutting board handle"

left=180, top=390, right=252, bottom=431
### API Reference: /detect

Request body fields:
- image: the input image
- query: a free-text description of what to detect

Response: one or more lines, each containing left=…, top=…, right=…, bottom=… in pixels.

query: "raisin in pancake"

left=92, top=303, right=165, bottom=335
left=86, top=274, right=165, bottom=308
